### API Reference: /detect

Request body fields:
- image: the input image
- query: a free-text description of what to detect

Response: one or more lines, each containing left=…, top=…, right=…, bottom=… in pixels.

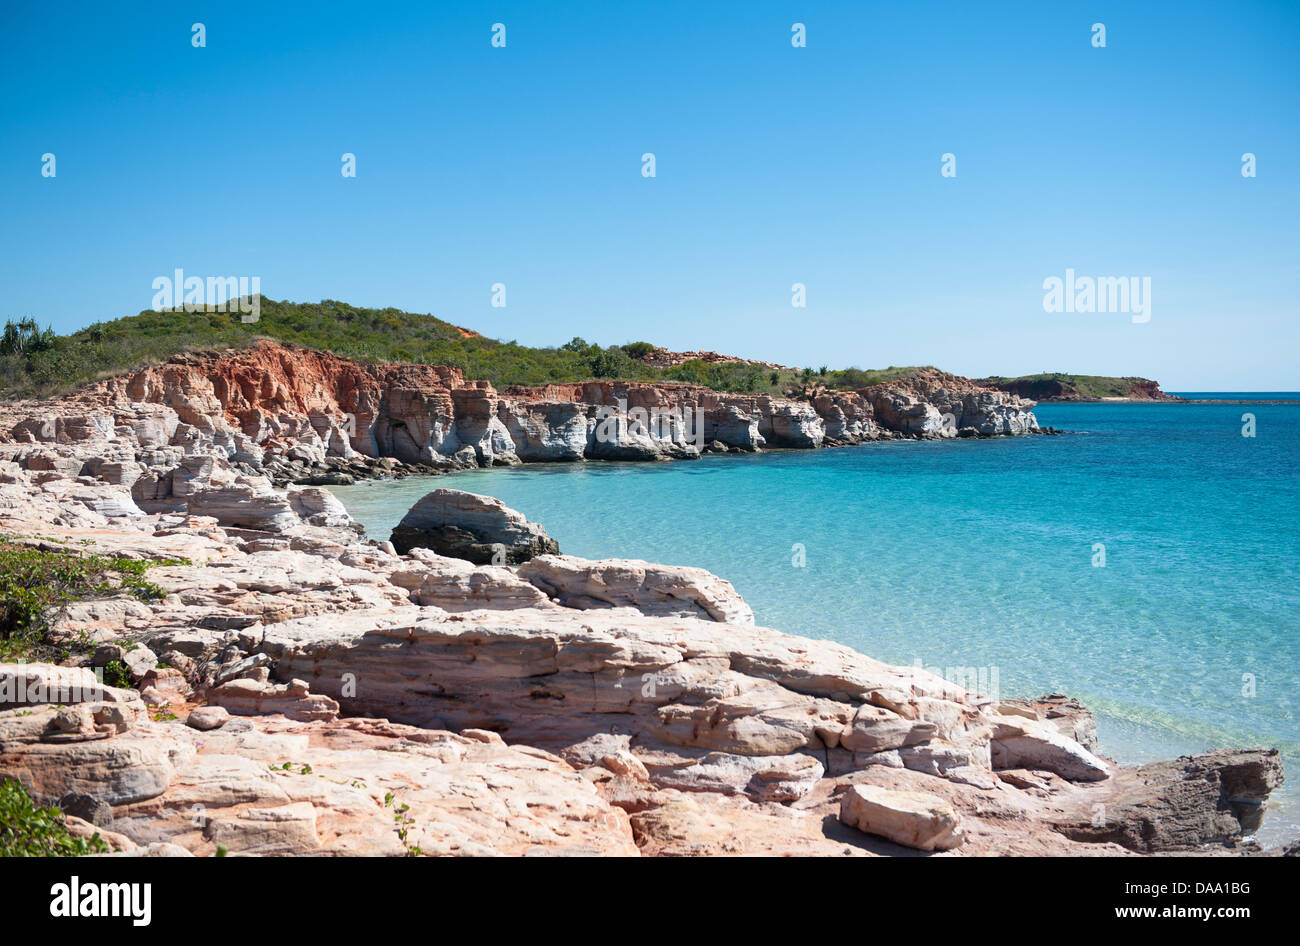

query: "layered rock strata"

left=0, top=344, right=1040, bottom=494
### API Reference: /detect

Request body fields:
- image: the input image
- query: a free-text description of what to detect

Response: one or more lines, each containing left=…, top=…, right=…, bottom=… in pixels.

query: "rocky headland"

left=980, top=374, right=1181, bottom=403
left=0, top=342, right=1285, bottom=857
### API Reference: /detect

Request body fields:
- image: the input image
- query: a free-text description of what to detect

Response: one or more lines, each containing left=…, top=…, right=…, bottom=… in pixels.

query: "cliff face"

left=2, top=342, right=1036, bottom=477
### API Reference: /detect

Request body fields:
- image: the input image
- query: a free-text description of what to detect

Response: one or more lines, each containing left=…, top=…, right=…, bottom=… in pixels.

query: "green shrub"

left=0, top=779, right=109, bottom=857
left=0, top=539, right=183, bottom=660
left=620, top=341, right=655, bottom=359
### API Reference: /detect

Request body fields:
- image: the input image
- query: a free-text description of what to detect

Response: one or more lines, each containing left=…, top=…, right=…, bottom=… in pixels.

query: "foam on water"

left=329, top=400, right=1300, bottom=846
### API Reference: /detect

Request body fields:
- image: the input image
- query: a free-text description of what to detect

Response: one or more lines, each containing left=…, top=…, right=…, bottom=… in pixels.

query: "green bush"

left=0, top=779, right=109, bottom=857
left=0, top=298, right=925, bottom=399
left=0, top=539, right=182, bottom=660
left=620, top=341, right=655, bottom=359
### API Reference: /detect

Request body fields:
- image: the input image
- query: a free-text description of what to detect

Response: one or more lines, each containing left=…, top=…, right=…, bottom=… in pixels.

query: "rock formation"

left=0, top=343, right=1042, bottom=495
left=0, top=454, right=1286, bottom=857
left=390, top=488, right=559, bottom=563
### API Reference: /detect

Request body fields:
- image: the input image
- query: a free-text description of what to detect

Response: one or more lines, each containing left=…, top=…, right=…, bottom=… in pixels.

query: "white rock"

left=839, top=783, right=965, bottom=851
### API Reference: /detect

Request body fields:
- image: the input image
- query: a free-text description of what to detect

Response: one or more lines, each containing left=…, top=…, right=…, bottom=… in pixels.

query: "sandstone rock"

left=0, top=714, right=195, bottom=806
left=1053, top=748, right=1284, bottom=852
left=518, top=554, right=755, bottom=624
left=187, top=706, right=231, bottom=731
left=499, top=401, right=590, bottom=461
left=0, top=663, right=141, bottom=711
left=100, top=715, right=639, bottom=856
left=48, top=596, right=153, bottom=644
left=400, top=556, right=554, bottom=611
left=137, top=667, right=192, bottom=704
left=123, top=645, right=159, bottom=682
left=59, top=791, right=114, bottom=827
left=991, top=718, right=1109, bottom=782
left=640, top=749, right=824, bottom=802
left=187, top=481, right=299, bottom=532
left=561, top=734, right=651, bottom=781
left=204, top=801, right=321, bottom=854
left=389, top=488, right=559, bottom=563
left=207, top=677, right=339, bottom=722
left=839, top=783, right=965, bottom=851
left=287, top=486, right=355, bottom=529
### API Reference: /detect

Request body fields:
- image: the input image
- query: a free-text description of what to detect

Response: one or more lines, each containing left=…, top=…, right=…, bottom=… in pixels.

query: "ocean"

left=327, top=398, right=1300, bottom=845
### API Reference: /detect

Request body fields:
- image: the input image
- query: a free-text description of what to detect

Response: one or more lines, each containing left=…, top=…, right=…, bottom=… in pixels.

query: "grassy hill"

left=0, top=298, right=932, bottom=400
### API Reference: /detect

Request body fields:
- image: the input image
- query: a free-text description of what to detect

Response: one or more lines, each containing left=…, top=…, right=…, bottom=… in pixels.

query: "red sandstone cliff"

left=2, top=341, right=1040, bottom=476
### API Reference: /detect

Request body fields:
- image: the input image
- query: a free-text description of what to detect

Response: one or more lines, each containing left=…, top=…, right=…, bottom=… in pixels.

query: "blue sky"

left=1, top=0, right=1297, bottom=389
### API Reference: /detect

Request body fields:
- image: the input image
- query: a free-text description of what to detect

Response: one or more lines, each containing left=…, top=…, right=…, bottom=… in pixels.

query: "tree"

left=621, top=341, right=655, bottom=359
left=0, top=318, right=56, bottom=357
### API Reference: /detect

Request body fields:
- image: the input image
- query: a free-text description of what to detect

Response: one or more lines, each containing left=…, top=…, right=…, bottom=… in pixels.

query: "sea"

left=328, top=395, right=1300, bottom=846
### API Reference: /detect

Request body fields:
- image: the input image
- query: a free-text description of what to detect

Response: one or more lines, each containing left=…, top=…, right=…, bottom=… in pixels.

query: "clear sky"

left=2, top=0, right=1297, bottom=389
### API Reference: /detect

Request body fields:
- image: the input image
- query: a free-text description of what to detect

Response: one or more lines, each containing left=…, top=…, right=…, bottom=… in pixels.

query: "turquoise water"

left=329, top=400, right=1300, bottom=845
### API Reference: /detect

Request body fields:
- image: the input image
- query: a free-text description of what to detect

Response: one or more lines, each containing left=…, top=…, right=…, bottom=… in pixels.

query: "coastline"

left=0, top=466, right=1287, bottom=855
left=326, top=445, right=1300, bottom=849
left=0, top=346, right=1291, bottom=856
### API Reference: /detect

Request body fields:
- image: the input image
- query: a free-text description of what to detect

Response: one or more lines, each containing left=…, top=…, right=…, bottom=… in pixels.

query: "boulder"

left=186, top=706, right=230, bottom=731
left=1053, top=748, right=1284, bottom=852
left=839, top=783, right=965, bottom=851
left=187, top=482, right=299, bottom=532
left=389, top=488, right=559, bottom=563
left=990, top=718, right=1109, bottom=782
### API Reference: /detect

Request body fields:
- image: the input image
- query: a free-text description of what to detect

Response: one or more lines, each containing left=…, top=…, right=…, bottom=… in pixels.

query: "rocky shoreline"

left=0, top=476, right=1286, bottom=857
left=0, top=342, right=1287, bottom=856
left=0, top=341, right=1043, bottom=490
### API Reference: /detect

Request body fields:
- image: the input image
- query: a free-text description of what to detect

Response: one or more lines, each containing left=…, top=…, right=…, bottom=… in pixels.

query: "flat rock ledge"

left=0, top=459, right=1287, bottom=856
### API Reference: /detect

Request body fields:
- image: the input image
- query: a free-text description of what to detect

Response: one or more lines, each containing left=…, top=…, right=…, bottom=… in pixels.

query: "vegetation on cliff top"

left=979, top=372, right=1173, bottom=401
left=0, top=299, right=933, bottom=399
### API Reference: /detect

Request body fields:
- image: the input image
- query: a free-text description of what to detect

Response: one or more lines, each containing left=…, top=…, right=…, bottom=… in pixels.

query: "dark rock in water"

left=293, top=471, right=355, bottom=486
left=390, top=488, right=559, bottom=564
left=1052, top=747, right=1284, bottom=852
left=60, top=791, right=113, bottom=827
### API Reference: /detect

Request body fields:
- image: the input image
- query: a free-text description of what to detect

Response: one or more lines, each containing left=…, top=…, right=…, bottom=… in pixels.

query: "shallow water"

left=329, top=400, right=1300, bottom=845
